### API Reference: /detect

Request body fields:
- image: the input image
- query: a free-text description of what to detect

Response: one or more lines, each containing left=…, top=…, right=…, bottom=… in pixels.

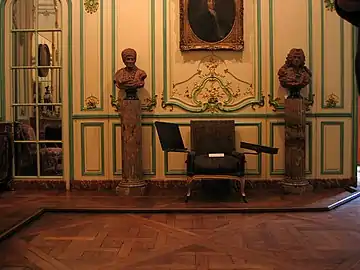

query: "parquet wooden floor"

left=1, top=196, right=360, bottom=270
left=0, top=188, right=350, bottom=236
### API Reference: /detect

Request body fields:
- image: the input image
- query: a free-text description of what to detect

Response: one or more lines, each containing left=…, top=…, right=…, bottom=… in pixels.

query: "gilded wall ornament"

left=268, top=94, right=315, bottom=112
left=84, top=95, right=99, bottom=110
left=162, top=55, right=264, bottom=113
left=110, top=94, right=158, bottom=112
left=324, top=0, right=335, bottom=11
left=142, top=95, right=158, bottom=112
left=84, top=0, right=99, bottom=14
left=325, top=93, right=339, bottom=108
left=268, top=95, right=281, bottom=112
left=161, top=95, right=174, bottom=111
left=110, top=94, right=120, bottom=112
left=304, top=94, right=315, bottom=111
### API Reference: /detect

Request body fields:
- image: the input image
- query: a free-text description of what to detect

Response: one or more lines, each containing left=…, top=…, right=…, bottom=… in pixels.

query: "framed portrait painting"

left=180, top=0, right=244, bottom=51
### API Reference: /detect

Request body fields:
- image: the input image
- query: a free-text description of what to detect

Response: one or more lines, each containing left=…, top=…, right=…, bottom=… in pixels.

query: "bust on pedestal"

left=278, top=48, right=313, bottom=194
left=113, top=48, right=147, bottom=195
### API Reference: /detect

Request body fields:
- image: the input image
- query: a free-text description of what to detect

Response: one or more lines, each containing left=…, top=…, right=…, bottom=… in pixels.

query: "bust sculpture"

left=278, top=48, right=312, bottom=98
left=113, top=48, right=147, bottom=100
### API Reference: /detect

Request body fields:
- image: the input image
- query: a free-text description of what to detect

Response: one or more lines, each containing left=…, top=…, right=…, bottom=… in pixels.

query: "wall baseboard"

left=9, top=178, right=355, bottom=194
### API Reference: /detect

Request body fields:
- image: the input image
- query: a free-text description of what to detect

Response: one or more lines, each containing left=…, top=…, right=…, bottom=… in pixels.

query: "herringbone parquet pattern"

left=1, top=198, right=360, bottom=270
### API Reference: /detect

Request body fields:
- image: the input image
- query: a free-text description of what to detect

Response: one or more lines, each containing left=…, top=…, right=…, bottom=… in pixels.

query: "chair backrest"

left=14, top=122, right=37, bottom=154
left=190, top=120, right=235, bottom=154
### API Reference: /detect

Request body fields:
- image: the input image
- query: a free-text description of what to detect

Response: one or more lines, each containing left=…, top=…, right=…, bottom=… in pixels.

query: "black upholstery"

left=187, top=120, right=245, bottom=177
left=44, top=126, right=62, bottom=148
left=190, top=120, right=235, bottom=154
left=45, top=126, right=62, bottom=140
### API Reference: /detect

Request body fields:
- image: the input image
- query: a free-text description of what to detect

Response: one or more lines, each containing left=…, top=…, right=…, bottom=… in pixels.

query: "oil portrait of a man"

left=180, top=0, right=244, bottom=51
left=188, top=0, right=235, bottom=43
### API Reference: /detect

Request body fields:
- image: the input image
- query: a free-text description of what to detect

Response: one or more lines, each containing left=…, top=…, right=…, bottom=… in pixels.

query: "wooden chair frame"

left=185, top=174, right=246, bottom=202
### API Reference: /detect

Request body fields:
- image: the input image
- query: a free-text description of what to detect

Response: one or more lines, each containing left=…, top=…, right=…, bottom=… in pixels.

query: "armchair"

left=156, top=120, right=278, bottom=203
left=186, top=120, right=246, bottom=202
left=14, top=122, right=62, bottom=176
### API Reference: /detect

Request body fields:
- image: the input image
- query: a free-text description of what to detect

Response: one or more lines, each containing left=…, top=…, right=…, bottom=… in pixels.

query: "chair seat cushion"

left=193, top=154, right=242, bottom=175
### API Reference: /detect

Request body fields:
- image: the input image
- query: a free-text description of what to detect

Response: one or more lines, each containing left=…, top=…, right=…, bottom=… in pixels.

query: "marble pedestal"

left=116, top=99, right=146, bottom=195
left=282, top=97, right=313, bottom=194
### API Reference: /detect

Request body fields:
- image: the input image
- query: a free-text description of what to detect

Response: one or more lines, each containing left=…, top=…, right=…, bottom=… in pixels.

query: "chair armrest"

left=231, top=151, right=246, bottom=162
left=186, top=151, right=196, bottom=175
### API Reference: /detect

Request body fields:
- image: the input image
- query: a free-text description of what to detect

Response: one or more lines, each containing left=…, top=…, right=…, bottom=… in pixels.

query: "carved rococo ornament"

left=111, top=94, right=158, bottom=113
left=268, top=95, right=281, bottom=112
left=162, top=55, right=264, bottom=113
left=142, top=95, right=158, bottom=112
left=324, top=0, right=335, bottom=11
left=84, top=95, right=99, bottom=110
left=110, top=94, right=121, bottom=112
left=325, top=93, right=339, bottom=108
left=304, top=94, right=315, bottom=111
left=84, top=0, right=99, bottom=14
left=161, top=94, right=173, bottom=111
left=268, top=94, right=315, bottom=112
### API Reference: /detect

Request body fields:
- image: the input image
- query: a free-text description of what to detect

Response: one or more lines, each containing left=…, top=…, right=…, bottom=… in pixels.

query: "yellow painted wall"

left=1, top=0, right=357, bottom=184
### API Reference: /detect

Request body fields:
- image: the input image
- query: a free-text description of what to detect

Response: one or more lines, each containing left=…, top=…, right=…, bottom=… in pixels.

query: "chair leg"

left=185, top=187, right=191, bottom=202
left=239, top=177, right=247, bottom=203
left=185, top=176, right=192, bottom=203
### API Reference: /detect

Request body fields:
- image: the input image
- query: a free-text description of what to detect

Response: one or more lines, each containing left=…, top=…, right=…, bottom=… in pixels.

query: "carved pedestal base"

left=282, top=180, right=313, bottom=194
left=116, top=99, right=146, bottom=196
left=281, top=97, right=312, bottom=194
left=116, top=184, right=146, bottom=196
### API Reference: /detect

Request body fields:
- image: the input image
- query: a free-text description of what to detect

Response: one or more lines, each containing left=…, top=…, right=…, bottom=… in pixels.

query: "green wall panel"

left=80, top=122, right=105, bottom=176
left=320, top=121, right=344, bottom=175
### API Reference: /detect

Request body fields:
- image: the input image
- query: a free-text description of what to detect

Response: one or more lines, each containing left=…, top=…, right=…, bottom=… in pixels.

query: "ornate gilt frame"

left=180, top=0, right=244, bottom=51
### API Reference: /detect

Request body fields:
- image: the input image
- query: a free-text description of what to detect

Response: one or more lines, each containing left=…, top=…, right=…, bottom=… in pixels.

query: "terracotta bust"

left=113, top=48, right=147, bottom=100
left=278, top=48, right=312, bottom=98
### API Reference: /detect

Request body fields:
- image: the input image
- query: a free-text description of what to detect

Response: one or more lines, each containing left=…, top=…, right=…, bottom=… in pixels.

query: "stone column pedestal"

left=282, top=97, right=313, bottom=194
left=116, top=99, right=146, bottom=196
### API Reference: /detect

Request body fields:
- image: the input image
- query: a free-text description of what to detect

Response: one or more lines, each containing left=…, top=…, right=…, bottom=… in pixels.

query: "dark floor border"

left=1, top=190, right=360, bottom=243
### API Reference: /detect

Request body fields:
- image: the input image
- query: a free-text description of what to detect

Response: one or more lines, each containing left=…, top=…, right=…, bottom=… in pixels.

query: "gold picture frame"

left=180, top=0, right=244, bottom=51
